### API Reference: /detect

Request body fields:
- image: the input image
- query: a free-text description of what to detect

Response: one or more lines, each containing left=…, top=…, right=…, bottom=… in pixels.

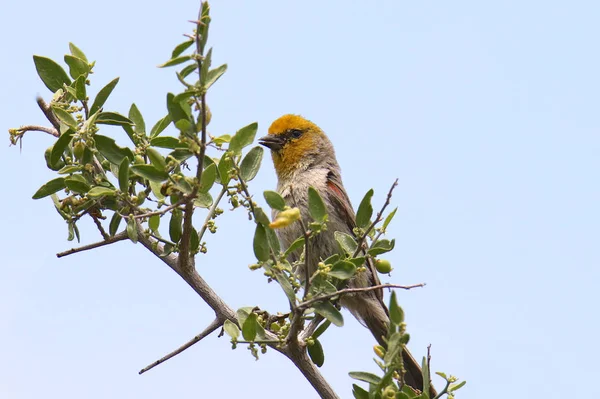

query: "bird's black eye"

left=289, top=129, right=303, bottom=139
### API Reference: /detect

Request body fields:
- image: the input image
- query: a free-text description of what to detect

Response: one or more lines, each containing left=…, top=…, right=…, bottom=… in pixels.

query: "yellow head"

left=259, top=114, right=330, bottom=178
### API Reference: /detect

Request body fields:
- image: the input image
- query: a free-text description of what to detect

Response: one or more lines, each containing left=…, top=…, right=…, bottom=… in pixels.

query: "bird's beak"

left=258, top=135, right=284, bottom=151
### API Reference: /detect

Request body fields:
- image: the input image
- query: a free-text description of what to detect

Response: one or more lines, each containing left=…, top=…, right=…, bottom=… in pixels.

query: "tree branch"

left=36, top=96, right=60, bottom=130
left=139, top=318, right=222, bottom=374
left=15, top=125, right=59, bottom=137
left=56, top=231, right=129, bottom=258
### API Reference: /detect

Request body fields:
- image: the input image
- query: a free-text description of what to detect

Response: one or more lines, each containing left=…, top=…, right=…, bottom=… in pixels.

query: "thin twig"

left=90, top=214, right=110, bottom=240
left=298, top=283, right=425, bottom=310
left=56, top=231, right=129, bottom=258
left=16, top=125, right=59, bottom=137
left=139, top=318, right=222, bottom=374
left=36, top=96, right=60, bottom=130
left=352, top=178, right=398, bottom=258
left=197, top=186, right=227, bottom=241
left=130, top=199, right=187, bottom=219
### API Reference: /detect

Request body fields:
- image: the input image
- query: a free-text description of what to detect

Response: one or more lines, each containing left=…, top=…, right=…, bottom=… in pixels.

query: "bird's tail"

left=354, top=297, right=437, bottom=397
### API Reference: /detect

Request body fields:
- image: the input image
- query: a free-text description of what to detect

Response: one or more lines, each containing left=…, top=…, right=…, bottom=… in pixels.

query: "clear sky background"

left=1, top=1, right=598, bottom=398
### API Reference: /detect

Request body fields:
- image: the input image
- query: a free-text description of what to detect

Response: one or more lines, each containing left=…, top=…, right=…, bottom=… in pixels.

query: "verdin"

left=259, top=114, right=432, bottom=394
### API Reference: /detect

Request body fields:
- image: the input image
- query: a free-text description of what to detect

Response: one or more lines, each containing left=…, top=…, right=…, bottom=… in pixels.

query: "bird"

left=259, top=114, right=434, bottom=395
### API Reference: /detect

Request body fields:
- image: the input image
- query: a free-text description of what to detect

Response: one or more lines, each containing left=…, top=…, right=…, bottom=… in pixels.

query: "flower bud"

left=269, top=207, right=301, bottom=229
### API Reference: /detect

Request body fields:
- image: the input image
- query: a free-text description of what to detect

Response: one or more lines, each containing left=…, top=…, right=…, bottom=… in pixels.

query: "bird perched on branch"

left=259, top=114, right=434, bottom=395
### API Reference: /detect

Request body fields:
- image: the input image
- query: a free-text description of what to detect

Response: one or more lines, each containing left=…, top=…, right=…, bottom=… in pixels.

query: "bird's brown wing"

left=325, top=171, right=385, bottom=303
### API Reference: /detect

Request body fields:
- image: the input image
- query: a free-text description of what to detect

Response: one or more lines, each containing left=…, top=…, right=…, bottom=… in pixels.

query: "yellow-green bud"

left=269, top=207, right=301, bottom=229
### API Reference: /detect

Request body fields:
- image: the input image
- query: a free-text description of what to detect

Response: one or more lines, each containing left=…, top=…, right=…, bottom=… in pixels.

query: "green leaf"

left=68, top=43, right=87, bottom=62
left=240, top=146, right=263, bottom=182
left=217, top=152, right=233, bottom=185
left=194, top=192, right=213, bottom=208
left=166, top=92, right=191, bottom=126
left=171, top=39, right=194, bottom=58
left=400, top=385, right=419, bottom=398
left=253, top=207, right=271, bottom=227
left=150, top=136, right=184, bottom=149
left=64, top=175, right=91, bottom=194
left=109, top=212, right=122, bottom=236
left=169, top=209, right=183, bottom=243
left=334, top=231, right=358, bottom=254
left=87, top=186, right=116, bottom=198
left=200, top=48, right=212, bottom=87
left=308, top=187, right=327, bottom=222
left=74, top=75, right=86, bottom=101
left=348, top=372, right=381, bottom=385
left=90, top=77, right=119, bottom=115
left=263, top=191, right=286, bottom=211
left=389, top=291, right=404, bottom=325
left=284, top=237, right=305, bottom=258
left=33, top=55, right=71, bottom=93
left=199, top=163, right=217, bottom=193
left=64, top=55, right=90, bottom=79
left=51, top=106, right=77, bottom=130
left=213, top=134, right=231, bottom=145
left=179, top=63, right=197, bottom=78
left=352, top=384, right=369, bottom=399
left=126, top=217, right=138, bottom=243
left=130, top=165, right=169, bottom=182
left=327, top=260, right=356, bottom=280
left=150, top=114, right=172, bottom=138
left=168, top=149, right=194, bottom=163
left=57, top=165, right=82, bottom=174
left=312, top=320, right=331, bottom=339
left=253, top=224, right=270, bottom=262
left=148, top=214, right=160, bottom=232
left=118, top=158, right=130, bottom=192
left=146, top=147, right=167, bottom=171
left=242, top=313, right=258, bottom=341
left=449, top=381, right=467, bottom=392
left=356, top=188, right=374, bottom=229
left=396, top=392, right=411, bottom=399
left=421, top=357, right=430, bottom=399
left=223, top=319, right=240, bottom=339
left=158, top=55, right=192, bottom=68
left=312, top=301, right=343, bottom=327
left=266, top=226, right=281, bottom=254
left=382, top=207, right=398, bottom=231
left=368, top=239, right=396, bottom=256
left=204, top=64, right=227, bottom=90
left=50, top=130, right=74, bottom=168
left=229, top=122, right=258, bottom=154
left=274, top=272, right=296, bottom=305
left=32, top=177, right=66, bottom=199
left=96, top=112, right=134, bottom=126
left=190, top=228, right=200, bottom=253
left=94, top=135, right=134, bottom=165
left=383, top=332, right=403, bottom=366
left=435, top=372, right=447, bottom=380
left=307, top=339, right=325, bottom=367
left=129, top=103, right=146, bottom=135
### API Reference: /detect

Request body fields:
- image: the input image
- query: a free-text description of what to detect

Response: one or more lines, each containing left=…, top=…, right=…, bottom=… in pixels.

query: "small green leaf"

left=94, top=135, right=134, bottom=165
left=130, top=165, right=169, bottom=182
left=274, top=271, right=296, bottom=305
left=150, top=114, right=172, bottom=138
left=190, top=228, right=200, bottom=252
left=33, top=55, right=71, bottom=93
left=200, top=48, right=212, bottom=86
left=382, top=207, right=398, bottom=231
left=126, top=217, right=138, bottom=243
left=400, top=385, right=419, bottom=398
left=312, top=320, right=331, bottom=339
left=213, top=134, right=231, bottom=145
left=64, top=55, right=90, bottom=79
left=240, top=146, right=263, bottom=182
left=199, top=163, right=217, bottom=193
left=166, top=92, right=191, bottom=127
left=312, top=301, right=343, bottom=327
left=421, top=357, right=430, bottom=398
left=389, top=291, right=404, bottom=325
left=150, top=136, right=184, bottom=149
left=352, top=384, right=369, bottom=399
left=265, top=226, right=281, bottom=254
left=223, top=319, right=240, bottom=339
left=242, top=313, right=258, bottom=341
left=449, top=381, right=467, bottom=392
left=229, top=122, right=258, bottom=154
left=129, top=103, right=146, bottom=135
left=118, top=158, right=130, bottom=192
left=204, top=63, right=227, bottom=90
left=168, top=149, right=194, bottom=163
left=169, top=209, right=183, bottom=243
left=263, top=190, right=286, bottom=211
left=96, top=112, right=134, bottom=126
left=146, top=147, right=167, bottom=171
left=284, top=237, right=305, bottom=258
left=368, top=239, right=396, bottom=256
left=383, top=332, right=403, bottom=366
left=308, top=187, right=327, bottom=222
left=87, top=186, right=116, bottom=198
left=109, top=212, right=122, bottom=236
left=32, top=177, right=66, bottom=199
left=179, top=63, right=197, bottom=78
left=50, top=130, right=74, bottom=168
left=355, top=189, right=374, bottom=229
left=348, top=372, right=381, bottom=385
left=68, top=43, right=88, bottom=62
left=253, top=224, right=270, bottom=262
left=194, top=192, right=213, bottom=208
left=52, top=106, right=77, bottom=129
left=217, top=152, right=233, bottom=186
left=253, top=207, right=271, bottom=226
left=158, top=55, right=192, bottom=68
left=90, top=77, right=119, bottom=115
left=334, top=231, right=358, bottom=254
left=74, top=76, right=86, bottom=101
left=327, top=260, right=356, bottom=280
left=307, top=339, right=325, bottom=367
left=148, top=214, right=160, bottom=232
left=435, top=372, right=447, bottom=380
left=171, top=40, right=194, bottom=58
left=64, top=175, right=91, bottom=194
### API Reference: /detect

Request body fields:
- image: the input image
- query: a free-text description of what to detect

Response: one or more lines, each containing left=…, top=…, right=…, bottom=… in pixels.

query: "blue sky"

left=1, top=1, right=598, bottom=398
